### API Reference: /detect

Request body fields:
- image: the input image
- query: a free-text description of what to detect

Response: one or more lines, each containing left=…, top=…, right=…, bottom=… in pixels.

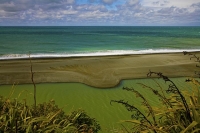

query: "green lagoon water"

left=0, top=78, right=195, bottom=132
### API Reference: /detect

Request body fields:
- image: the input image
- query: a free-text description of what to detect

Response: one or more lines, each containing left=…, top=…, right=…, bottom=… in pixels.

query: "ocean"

left=0, top=26, right=200, bottom=59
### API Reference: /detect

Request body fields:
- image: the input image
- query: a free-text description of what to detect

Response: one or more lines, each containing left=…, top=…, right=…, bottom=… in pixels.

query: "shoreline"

left=1, top=50, right=200, bottom=61
left=0, top=51, right=199, bottom=88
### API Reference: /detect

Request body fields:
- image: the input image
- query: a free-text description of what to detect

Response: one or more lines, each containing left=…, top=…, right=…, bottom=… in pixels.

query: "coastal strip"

left=0, top=52, right=199, bottom=88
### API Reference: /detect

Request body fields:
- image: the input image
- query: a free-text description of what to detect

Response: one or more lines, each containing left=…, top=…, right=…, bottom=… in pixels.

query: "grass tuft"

left=0, top=96, right=101, bottom=133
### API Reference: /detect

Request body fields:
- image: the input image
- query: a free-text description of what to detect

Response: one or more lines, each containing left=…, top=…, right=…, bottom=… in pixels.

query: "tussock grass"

left=111, top=74, right=200, bottom=133
left=111, top=51, right=200, bottom=133
left=0, top=96, right=100, bottom=133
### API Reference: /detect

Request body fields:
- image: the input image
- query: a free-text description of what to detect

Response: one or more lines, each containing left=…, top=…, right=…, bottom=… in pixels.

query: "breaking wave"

left=0, top=49, right=199, bottom=60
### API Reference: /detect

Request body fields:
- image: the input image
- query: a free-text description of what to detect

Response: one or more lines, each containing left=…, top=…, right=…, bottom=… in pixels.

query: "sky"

left=0, top=0, right=200, bottom=26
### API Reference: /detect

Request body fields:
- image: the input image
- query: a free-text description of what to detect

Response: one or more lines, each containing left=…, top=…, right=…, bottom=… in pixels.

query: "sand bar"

left=0, top=52, right=199, bottom=88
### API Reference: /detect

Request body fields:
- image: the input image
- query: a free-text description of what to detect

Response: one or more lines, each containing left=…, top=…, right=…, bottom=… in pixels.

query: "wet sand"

left=0, top=52, right=199, bottom=88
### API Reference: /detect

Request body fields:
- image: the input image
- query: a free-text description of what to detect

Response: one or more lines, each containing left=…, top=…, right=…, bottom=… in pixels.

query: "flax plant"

left=111, top=51, right=200, bottom=133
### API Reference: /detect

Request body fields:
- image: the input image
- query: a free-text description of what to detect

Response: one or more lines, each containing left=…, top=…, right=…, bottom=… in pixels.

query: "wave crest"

left=0, top=49, right=199, bottom=60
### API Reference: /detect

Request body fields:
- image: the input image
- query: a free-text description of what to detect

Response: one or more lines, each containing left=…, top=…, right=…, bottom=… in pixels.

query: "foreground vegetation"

left=111, top=51, right=200, bottom=133
left=0, top=96, right=100, bottom=133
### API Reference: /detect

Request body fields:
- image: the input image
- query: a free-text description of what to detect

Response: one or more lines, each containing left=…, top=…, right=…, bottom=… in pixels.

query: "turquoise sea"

left=0, top=26, right=200, bottom=59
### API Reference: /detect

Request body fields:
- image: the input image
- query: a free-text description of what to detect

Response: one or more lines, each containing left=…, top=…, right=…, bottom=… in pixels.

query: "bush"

left=0, top=96, right=100, bottom=133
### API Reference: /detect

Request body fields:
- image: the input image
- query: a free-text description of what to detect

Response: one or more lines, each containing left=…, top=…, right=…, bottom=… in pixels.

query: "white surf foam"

left=0, top=49, right=199, bottom=60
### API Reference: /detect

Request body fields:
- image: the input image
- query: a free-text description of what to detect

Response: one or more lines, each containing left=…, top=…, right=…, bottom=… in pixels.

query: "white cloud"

left=89, top=0, right=118, bottom=5
left=0, top=0, right=199, bottom=25
left=102, top=0, right=116, bottom=4
left=168, top=0, right=200, bottom=7
left=60, top=10, right=78, bottom=15
left=78, top=10, right=112, bottom=19
left=64, top=0, right=75, bottom=4
left=141, top=0, right=200, bottom=8
left=127, top=0, right=139, bottom=6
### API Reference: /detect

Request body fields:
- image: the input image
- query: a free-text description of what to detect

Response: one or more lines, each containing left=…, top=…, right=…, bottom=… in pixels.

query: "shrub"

left=0, top=96, right=100, bottom=133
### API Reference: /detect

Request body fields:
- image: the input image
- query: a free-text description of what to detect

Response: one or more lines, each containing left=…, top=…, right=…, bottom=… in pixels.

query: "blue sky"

left=0, top=0, right=200, bottom=26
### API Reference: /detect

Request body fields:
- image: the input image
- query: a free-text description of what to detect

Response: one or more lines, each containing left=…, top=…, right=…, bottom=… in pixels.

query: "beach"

left=0, top=52, right=199, bottom=88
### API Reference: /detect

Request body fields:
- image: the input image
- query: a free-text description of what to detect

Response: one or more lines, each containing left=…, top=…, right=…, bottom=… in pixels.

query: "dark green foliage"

left=68, top=110, right=101, bottom=133
left=0, top=96, right=100, bottom=133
